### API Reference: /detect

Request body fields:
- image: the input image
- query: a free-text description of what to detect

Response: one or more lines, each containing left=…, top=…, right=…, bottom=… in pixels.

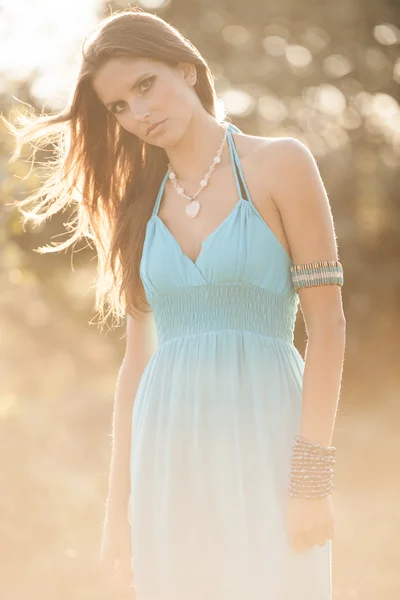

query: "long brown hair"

left=3, top=8, right=220, bottom=327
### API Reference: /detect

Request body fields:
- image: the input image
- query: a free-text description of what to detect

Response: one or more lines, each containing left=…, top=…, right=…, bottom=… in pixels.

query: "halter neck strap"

left=152, top=170, right=169, bottom=218
left=226, top=126, right=252, bottom=203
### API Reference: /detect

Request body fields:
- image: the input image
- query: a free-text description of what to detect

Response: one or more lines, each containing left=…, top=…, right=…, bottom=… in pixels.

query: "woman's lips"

left=146, top=120, right=167, bottom=136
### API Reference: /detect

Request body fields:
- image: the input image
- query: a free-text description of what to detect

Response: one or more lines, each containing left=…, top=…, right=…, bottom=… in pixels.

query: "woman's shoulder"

left=234, top=128, right=308, bottom=160
left=234, top=130, right=313, bottom=178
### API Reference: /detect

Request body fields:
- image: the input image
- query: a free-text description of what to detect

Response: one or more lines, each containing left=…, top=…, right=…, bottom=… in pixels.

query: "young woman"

left=7, top=8, right=346, bottom=600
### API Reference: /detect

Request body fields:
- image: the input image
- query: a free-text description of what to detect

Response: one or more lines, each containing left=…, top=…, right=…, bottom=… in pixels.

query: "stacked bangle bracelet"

left=290, top=260, right=344, bottom=292
left=288, top=435, right=336, bottom=499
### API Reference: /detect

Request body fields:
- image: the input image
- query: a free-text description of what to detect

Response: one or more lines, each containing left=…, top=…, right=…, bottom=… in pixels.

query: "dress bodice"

left=139, top=123, right=300, bottom=347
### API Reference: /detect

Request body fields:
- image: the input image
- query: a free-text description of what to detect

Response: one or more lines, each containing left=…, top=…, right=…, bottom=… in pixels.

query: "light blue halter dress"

left=129, top=124, right=332, bottom=600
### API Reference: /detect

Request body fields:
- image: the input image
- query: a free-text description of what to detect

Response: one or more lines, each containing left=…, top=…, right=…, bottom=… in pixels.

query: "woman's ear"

left=178, top=61, right=196, bottom=85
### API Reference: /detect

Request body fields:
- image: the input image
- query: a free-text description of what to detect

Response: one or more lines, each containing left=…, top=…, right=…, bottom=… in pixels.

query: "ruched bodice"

left=129, top=123, right=332, bottom=600
left=148, top=284, right=299, bottom=347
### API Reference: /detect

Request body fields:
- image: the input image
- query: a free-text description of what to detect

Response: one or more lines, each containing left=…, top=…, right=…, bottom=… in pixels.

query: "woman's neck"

left=164, top=114, right=231, bottom=184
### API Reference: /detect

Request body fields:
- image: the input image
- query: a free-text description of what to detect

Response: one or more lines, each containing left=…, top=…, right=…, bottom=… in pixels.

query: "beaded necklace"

left=166, top=122, right=230, bottom=218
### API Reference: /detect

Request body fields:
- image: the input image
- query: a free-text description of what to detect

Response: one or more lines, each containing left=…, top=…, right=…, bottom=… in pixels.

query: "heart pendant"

left=185, top=200, right=200, bottom=218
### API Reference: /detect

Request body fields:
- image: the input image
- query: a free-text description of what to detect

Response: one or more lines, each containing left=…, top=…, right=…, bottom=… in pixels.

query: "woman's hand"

left=286, top=494, right=336, bottom=553
left=99, top=509, right=136, bottom=597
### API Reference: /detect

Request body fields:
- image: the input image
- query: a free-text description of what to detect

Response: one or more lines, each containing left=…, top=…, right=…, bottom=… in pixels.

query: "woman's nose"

left=128, top=99, right=150, bottom=122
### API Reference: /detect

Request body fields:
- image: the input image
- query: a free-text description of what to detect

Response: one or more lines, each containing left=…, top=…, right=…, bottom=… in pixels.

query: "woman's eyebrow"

left=105, top=72, right=153, bottom=109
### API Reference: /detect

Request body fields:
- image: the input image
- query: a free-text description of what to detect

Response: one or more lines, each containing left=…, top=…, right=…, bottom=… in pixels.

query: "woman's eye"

left=111, top=77, right=154, bottom=114
left=113, top=101, right=126, bottom=114
left=139, top=77, right=154, bottom=93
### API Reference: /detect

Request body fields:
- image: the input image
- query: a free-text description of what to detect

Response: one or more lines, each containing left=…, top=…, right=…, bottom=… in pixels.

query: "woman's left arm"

left=268, top=137, right=346, bottom=447
left=264, top=137, right=346, bottom=552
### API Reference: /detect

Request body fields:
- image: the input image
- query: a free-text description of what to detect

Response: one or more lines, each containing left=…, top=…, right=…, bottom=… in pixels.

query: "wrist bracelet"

left=288, top=435, right=336, bottom=499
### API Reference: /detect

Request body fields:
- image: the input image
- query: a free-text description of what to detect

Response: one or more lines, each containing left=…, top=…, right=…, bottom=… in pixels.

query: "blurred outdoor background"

left=0, top=0, right=399, bottom=598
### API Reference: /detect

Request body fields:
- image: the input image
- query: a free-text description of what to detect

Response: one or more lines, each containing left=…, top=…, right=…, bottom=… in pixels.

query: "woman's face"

left=92, top=57, right=198, bottom=145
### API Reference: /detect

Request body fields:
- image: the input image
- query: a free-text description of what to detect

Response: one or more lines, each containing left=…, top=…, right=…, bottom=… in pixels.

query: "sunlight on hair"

left=0, top=0, right=98, bottom=106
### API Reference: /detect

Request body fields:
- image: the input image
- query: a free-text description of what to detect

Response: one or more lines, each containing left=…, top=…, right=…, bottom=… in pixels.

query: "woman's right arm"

left=99, top=309, right=156, bottom=592
left=103, top=308, right=157, bottom=524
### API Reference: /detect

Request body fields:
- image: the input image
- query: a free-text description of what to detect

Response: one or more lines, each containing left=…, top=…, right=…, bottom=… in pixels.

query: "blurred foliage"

left=0, top=1, right=399, bottom=599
